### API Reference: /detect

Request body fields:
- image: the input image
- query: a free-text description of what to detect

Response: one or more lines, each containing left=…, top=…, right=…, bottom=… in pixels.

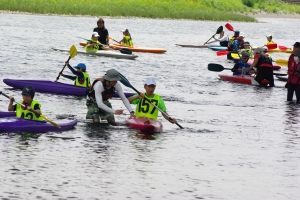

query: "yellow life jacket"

left=121, top=36, right=133, bottom=47
left=85, top=39, right=100, bottom=52
left=16, top=100, right=43, bottom=121
left=75, top=72, right=90, bottom=87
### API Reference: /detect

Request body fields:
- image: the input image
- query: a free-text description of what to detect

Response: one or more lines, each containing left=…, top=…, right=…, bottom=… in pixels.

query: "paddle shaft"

left=222, top=66, right=286, bottom=75
left=204, top=34, right=216, bottom=45
left=55, top=56, right=72, bottom=82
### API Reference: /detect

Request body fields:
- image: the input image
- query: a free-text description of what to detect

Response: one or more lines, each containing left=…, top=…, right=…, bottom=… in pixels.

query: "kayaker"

left=231, top=52, right=251, bottom=75
left=59, top=62, right=90, bottom=88
left=85, top=32, right=113, bottom=52
left=8, top=85, right=43, bottom=121
left=205, top=30, right=229, bottom=47
left=86, top=69, right=135, bottom=124
left=266, top=35, right=275, bottom=45
left=286, top=48, right=300, bottom=102
left=240, top=41, right=253, bottom=58
left=127, top=78, right=177, bottom=124
left=118, top=28, right=133, bottom=47
left=93, top=18, right=109, bottom=45
left=227, top=31, right=245, bottom=60
left=247, top=47, right=275, bottom=87
left=262, top=46, right=272, bottom=60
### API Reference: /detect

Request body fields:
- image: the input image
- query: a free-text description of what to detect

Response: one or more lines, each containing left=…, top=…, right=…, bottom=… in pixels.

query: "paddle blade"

left=216, top=50, right=228, bottom=56
left=70, top=45, right=77, bottom=58
left=40, top=114, right=61, bottom=128
left=208, top=63, right=224, bottom=72
left=266, top=43, right=277, bottom=50
left=120, top=48, right=132, bottom=55
left=216, top=26, right=223, bottom=34
left=119, top=73, right=133, bottom=88
left=225, top=23, right=234, bottom=31
left=275, top=59, right=288, bottom=65
left=278, top=45, right=288, bottom=50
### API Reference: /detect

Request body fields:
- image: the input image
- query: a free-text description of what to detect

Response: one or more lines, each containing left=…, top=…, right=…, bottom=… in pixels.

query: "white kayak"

left=52, top=47, right=138, bottom=59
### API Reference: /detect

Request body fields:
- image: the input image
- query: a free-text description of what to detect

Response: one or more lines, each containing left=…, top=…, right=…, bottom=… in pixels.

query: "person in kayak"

left=85, top=32, right=113, bottom=52
left=204, top=30, right=229, bottom=47
left=227, top=31, right=245, bottom=60
left=59, top=62, right=90, bottom=88
left=127, top=78, right=177, bottom=124
left=118, top=28, right=133, bottom=47
left=240, top=41, right=253, bottom=58
left=231, top=52, right=251, bottom=75
left=8, top=85, right=43, bottom=121
left=262, top=46, right=272, bottom=60
left=93, top=18, right=109, bottom=45
left=247, top=47, right=275, bottom=87
left=286, top=48, right=300, bottom=102
left=86, top=69, right=135, bottom=124
left=266, top=35, right=275, bottom=45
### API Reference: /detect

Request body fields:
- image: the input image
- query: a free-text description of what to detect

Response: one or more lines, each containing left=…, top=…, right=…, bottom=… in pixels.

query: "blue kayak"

left=0, top=111, right=15, bottom=118
left=209, top=46, right=227, bottom=51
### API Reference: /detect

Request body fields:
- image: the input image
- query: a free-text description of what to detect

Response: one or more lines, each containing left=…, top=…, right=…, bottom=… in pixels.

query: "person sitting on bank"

left=266, top=35, right=275, bottom=45
left=231, top=52, right=251, bottom=76
left=205, top=30, right=229, bottom=47
left=85, top=32, right=113, bottom=52
left=59, top=62, right=90, bottom=88
left=8, top=85, right=43, bottom=121
left=118, top=28, right=133, bottom=47
left=86, top=69, right=135, bottom=124
left=127, top=78, right=177, bottom=124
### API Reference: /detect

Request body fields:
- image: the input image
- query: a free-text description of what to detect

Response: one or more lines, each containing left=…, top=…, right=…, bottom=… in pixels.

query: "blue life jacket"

left=233, top=60, right=250, bottom=75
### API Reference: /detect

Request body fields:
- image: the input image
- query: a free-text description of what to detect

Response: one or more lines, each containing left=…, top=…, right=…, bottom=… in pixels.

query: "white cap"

left=262, top=46, right=268, bottom=51
left=239, top=32, right=245, bottom=37
left=92, top=32, right=99, bottom=37
left=121, top=28, right=129, bottom=32
left=145, top=78, right=156, bottom=86
left=266, top=35, right=272, bottom=38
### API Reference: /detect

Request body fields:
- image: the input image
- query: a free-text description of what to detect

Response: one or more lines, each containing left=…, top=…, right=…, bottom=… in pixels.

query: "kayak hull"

left=233, top=59, right=281, bottom=70
left=3, top=79, right=135, bottom=97
left=210, top=46, right=227, bottom=51
left=0, top=111, right=15, bottom=118
left=0, top=117, right=77, bottom=133
left=175, top=44, right=220, bottom=48
left=109, top=44, right=166, bottom=53
left=52, top=47, right=138, bottom=59
left=276, top=75, right=288, bottom=81
left=218, top=74, right=269, bottom=86
left=126, top=117, right=163, bottom=134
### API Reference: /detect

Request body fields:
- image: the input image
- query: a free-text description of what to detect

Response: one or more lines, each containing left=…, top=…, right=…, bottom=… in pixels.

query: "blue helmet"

left=74, top=63, right=86, bottom=71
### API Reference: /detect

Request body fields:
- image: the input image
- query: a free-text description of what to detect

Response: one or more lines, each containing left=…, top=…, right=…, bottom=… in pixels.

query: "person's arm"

left=115, top=83, right=134, bottom=113
left=206, top=39, right=218, bottom=44
left=127, top=93, right=144, bottom=103
left=247, top=58, right=258, bottom=72
left=231, top=63, right=240, bottom=72
left=105, top=29, right=109, bottom=45
left=158, top=98, right=177, bottom=124
left=8, top=96, right=15, bottom=111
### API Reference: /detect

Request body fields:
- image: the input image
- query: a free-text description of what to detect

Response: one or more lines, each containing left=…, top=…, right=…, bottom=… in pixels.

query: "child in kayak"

left=118, top=28, right=133, bottom=47
left=231, top=52, right=251, bottom=75
left=59, top=62, right=91, bottom=88
left=205, top=30, right=229, bottom=47
left=85, top=32, right=113, bottom=51
left=240, top=41, right=253, bottom=58
left=266, top=35, right=275, bottom=45
left=8, top=85, right=43, bottom=121
left=127, top=78, right=177, bottom=124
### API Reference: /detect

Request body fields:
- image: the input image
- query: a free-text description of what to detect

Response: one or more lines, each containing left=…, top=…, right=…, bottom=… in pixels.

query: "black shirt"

left=93, top=27, right=109, bottom=45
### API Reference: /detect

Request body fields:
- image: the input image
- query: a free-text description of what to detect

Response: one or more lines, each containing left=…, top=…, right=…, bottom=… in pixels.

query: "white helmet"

left=262, top=46, right=268, bottom=52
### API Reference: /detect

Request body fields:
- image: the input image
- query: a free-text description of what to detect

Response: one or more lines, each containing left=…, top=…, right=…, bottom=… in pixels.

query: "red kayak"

left=247, top=59, right=281, bottom=70
left=218, top=74, right=269, bottom=86
left=126, top=117, right=163, bottom=134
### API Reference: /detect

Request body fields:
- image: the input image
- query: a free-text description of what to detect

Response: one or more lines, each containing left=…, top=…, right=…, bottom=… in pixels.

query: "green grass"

left=1, top=0, right=300, bottom=22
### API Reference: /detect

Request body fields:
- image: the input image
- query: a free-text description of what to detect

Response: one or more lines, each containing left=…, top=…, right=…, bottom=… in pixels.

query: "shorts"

left=86, top=100, right=114, bottom=120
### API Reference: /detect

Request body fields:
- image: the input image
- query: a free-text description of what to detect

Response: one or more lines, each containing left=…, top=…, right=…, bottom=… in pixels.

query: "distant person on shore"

left=118, top=28, right=133, bottom=47
left=204, top=30, right=229, bottom=47
left=85, top=32, right=114, bottom=52
left=286, top=43, right=300, bottom=102
left=93, top=18, right=109, bottom=45
left=231, top=52, right=251, bottom=75
left=59, top=62, right=90, bottom=88
left=247, top=47, right=274, bottom=87
left=266, top=35, right=275, bottom=45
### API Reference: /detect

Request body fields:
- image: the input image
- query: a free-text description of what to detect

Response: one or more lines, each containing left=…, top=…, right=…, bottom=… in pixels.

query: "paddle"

left=108, top=36, right=119, bottom=43
left=225, top=23, right=234, bottom=31
left=0, top=91, right=61, bottom=128
left=203, top=26, right=223, bottom=45
left=207, top=63, right=287, bottom=76
left=77, top=36, right=132, bottom=55
left=274, top=59, right=288, bottom=65
left=55, top=45, right=77, bottom=82
left=118, top=73, right=184, bottom=129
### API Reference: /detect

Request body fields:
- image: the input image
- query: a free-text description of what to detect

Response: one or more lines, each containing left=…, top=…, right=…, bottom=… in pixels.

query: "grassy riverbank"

left=1, top=0, right=300, bottom=22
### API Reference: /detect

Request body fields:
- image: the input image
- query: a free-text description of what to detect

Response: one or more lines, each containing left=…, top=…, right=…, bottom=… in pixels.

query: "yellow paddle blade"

left=69, top=45, right=77, bottom=58
left=231, top=53, right=241, bottom=59
left=40, top=114, right=61, bottom=128
left=275, top=59, right=288, bottom=65
left=108, top=36, right=114, bottom=40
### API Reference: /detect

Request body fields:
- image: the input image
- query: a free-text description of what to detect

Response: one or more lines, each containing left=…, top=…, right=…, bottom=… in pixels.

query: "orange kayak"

left=79, top=42, right=166, bottom=53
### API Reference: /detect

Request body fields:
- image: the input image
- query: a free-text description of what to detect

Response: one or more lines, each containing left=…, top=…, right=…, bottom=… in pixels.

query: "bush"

left=242, top=0, right=255, bottom=7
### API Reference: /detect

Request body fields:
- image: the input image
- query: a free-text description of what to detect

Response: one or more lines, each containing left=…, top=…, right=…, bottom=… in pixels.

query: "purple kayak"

left=3, top=79, right=135, bottom=97
left=0, top=117, right=77, bottom=133
left=0, top=111, right=15, bottom=118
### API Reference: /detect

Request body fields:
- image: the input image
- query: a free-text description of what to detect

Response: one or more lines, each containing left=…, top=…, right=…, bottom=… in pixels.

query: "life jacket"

left=241, top=49, right=253, bottom=58
left=16, top=100, right=43, bottom=121
left=255, top=53, right=273, bottom=69
left=85, top=38, right=100, bottom=52
left=87, top=78, right=116, bottom=101
left=75, top=72, right=91, bottom=88
left=287, top=61, right=300, bottom=84
left=121, top=36, right=133, bottom=47
left=228, top=38, right=243, bottom=51
left=233, top=61, right=251, bottom=76
left=135, top=93, right=162, bottom=119
left=266, top=41, right=274, bottom=45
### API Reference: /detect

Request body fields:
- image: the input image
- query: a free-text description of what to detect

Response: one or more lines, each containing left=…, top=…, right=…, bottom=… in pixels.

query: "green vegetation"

left=1, top=0, right=300, bottom=22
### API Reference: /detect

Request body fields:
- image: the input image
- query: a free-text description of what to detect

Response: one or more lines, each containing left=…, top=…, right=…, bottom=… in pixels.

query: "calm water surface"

left=0, top=13, right=299, bottom=199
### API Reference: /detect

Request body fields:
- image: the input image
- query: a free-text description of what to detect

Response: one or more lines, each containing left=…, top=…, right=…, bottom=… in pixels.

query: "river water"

left=0, top=13, right=299, bottom=199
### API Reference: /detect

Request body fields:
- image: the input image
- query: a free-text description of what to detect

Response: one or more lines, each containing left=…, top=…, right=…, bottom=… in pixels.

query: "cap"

left=74, top=63, right=86, bottom=71
left=266, top=35, right=272, bottom=38
left=144, top=78, right=156, bottom=86
left=234, top=31, right=240, bottom=37
left=244, top=41, right=250, bottom=45
left=92, top=32, right=99, bottom=37
left=22, top=85, right=35, bottom=98
left=262, top=46, right=268, bottom=52
left=294, top=49, right=300, bottom=57
left=121, top=28, right=129, bottom=33
left=103, top=69, right=121, bottom=81
left=239, top=32, right=245, bottom=37
left=293, top=42, right=300, bottom=48
left=241, top=52, right=249, bottom=57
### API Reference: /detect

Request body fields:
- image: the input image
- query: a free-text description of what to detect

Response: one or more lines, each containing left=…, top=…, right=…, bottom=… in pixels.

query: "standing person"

left=86, top=69, right=135, bottom=124
left=118, top=28, right=133, bottom=47
left=247, top=47, right=274, bottom=87
left=266, top=35, right=275, bottom=45
left=85, top=32, right=112, bottom=52
left=262, top=46, right=272, bottom=60
left=231, top=52, right=251, bottom=75
left=205, top=30, right=229, bottom=47
left=93, top=18, right=109, bottom=45
left=286, top=47, right=300, bottom=102
left=127, top=78, right=177, bottom=124
left=59, top=62, right=90, bottom=88
left=8, top=86, right=43, bottom=121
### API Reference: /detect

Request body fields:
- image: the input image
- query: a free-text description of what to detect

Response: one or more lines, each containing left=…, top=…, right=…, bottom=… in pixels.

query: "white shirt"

left=207, top=35, right=229, bottom=44
left=93, top=81, right=133, bottom=113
